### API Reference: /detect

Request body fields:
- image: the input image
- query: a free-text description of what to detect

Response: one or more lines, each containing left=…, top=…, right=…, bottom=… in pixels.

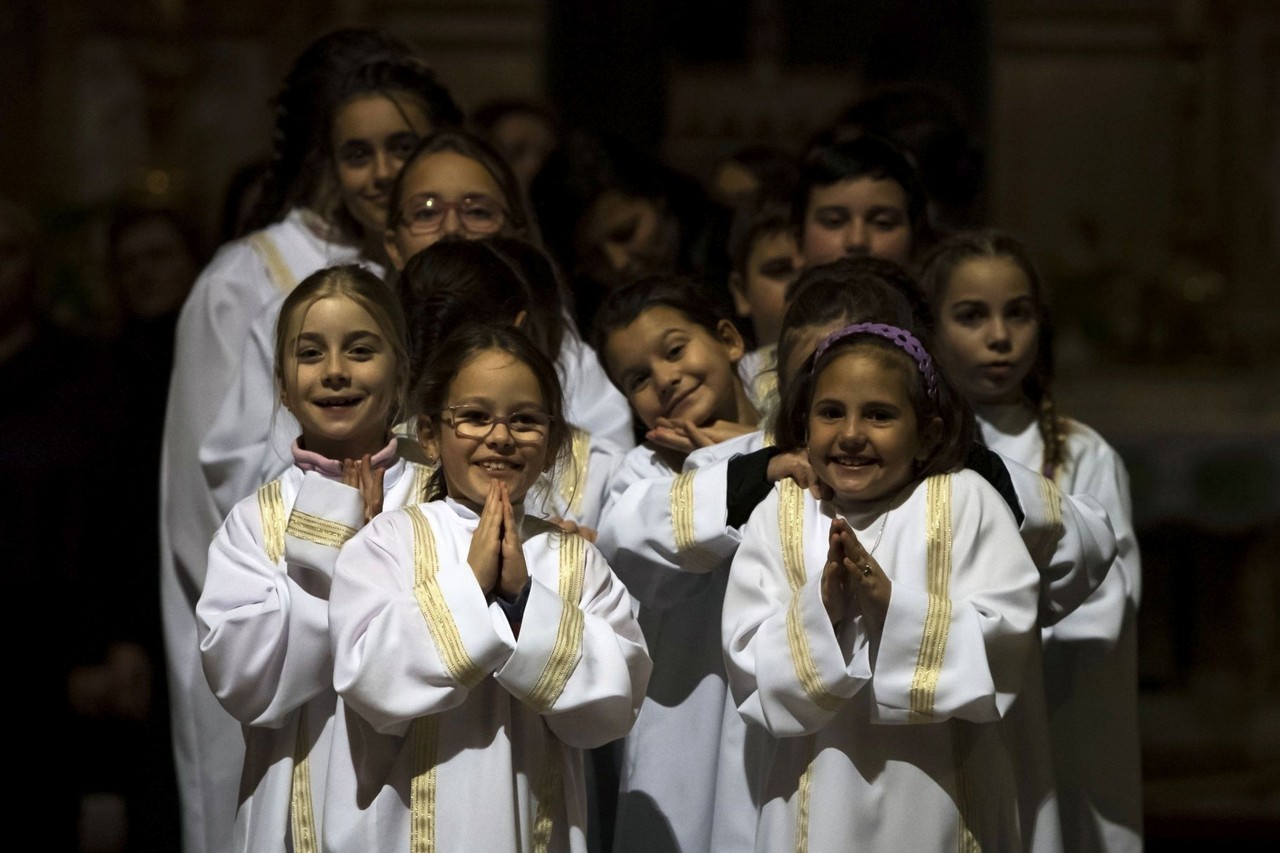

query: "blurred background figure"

left=472, top=96, right=562, bottom=191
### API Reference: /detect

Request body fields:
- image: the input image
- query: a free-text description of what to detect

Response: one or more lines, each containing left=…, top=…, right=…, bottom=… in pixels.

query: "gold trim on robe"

left=779, top=481, right=842, bottom=712
left=558, top=427, right=591, bottom=516
left=670, top=471, right=697, bottom=553
left=409, top=715, right=441, bottom=853
left=248, top=232, right=297, bottom=293
left=527, top=533, right=587, bottom=712
left=257, top=480, right=286, bottom=565
left=406, top=506, right=484, bottom=687
left=289, top=713, right=319, bottom=853
left=910, top=474, right=954, bottom=723
left=286, top=509, right=356, bottom=549
left=531, top=733, right=564, bottom=853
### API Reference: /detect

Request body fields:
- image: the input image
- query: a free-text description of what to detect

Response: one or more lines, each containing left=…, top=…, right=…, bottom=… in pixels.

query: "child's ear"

left=916, top=415, right=944, bottom=462
left=715, top=318, right=748, bottom=364
left=727, top=272, right=752, bottom=318
left=416, top=416, right=441, bottom=466
left=384, top=229, right=405, bottom=272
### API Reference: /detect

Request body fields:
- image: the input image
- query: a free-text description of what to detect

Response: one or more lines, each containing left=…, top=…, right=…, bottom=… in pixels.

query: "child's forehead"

left=449, top=348, right=544, bottom=398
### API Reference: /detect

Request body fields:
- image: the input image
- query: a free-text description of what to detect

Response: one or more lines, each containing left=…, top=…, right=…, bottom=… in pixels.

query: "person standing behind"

left=159, top=29, right=460, bottom=853
left=921, top=229, right=1142, bottom=852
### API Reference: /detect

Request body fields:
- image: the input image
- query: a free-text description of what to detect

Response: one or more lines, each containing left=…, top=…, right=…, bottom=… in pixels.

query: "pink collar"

left=291, top=436, right=399, bottom=478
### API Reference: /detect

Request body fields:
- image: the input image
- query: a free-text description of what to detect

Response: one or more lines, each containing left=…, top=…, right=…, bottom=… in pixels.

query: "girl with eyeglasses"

left=382, top=128, right=636, bottom=453
left=326, top=322, right=650, bottom=852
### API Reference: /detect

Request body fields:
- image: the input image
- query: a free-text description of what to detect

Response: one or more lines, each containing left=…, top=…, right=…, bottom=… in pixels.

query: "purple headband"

left=811, top=322, right=939, bottom=401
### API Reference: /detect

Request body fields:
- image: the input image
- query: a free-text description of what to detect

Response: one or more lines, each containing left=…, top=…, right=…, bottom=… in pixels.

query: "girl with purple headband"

left=722, top=321, right=1044, bottom=850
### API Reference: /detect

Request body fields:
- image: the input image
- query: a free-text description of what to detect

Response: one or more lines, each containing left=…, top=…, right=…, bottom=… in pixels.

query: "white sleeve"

left=197, top=488, right=336, bottom=728
left=199, top=295, right=296, bottom=520
left=1002, top=454, right=1119, bottom=627
left=329, top=511, right=513, bottom=735
left=597, top=462, right=741, bottom=609
left=493, top=536, right=651, bottom=749
left=869, top=475, right=1041, bottom=725
left=722, top=490, right=872, bottom=737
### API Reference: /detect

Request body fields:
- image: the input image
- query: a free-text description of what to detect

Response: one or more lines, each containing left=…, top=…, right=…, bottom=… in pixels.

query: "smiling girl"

left=723, top=322, right=1042, bottom=850
left=197, top=265, right=430, bottom=853
left=326, top=323, right=649, bottom=853
left=161, top=31, right=460, bottom=853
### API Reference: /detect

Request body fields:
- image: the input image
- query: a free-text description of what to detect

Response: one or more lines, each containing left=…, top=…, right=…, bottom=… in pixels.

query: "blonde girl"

left=197, top=265, right=430, bottom=853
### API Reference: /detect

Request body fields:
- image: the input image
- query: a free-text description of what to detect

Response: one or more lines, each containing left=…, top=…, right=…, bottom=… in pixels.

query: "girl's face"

left=385, top=150, right=510, bottom=270
left=580, top=190, right=674, bottom=278
left=419, top=348, right=551, bottom=510
left=807, top=349, right=937, bottom=509
left=281, top=295, right=397, bottom=461
left=934, top=256, right=1039, bottom=406
left=604, top=305, right=749, bottom=431
left=730, top=229, right=801, bottom=348
left=332, top=93, right=431, bottom=240
left=802, top=177, right=913, bottom=268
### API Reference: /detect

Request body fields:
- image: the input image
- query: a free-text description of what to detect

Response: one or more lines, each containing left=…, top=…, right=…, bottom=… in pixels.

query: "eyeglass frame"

left=396, top=195, right=508, bottom=236
left=439, top=404, right=555, bottom=445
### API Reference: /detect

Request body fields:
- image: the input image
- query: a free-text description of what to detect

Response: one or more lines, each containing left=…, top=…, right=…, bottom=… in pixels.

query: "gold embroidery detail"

left=952, top=721, right=981, bottom=852
left=779, top=481, right=841, bottom=711
left=407, top=506, right=483, bottom=687
left=532, top=731, right=564, bottom=853
left=410, top=461, right=433, bottom=503
left=670, top=471, right=697, bottom=553
left=258, top=480, right=286, bottom=564
left=289, top=712, right=318, bottom=853
left=527, top=534, right=587, bottom=712
left=794, top=735, right=816, bottom=853
left=409, top=715, right=440, bottom=853
left=248, top=232, right=296, bottom=293
left=910, top=475, right=954, bottom=723
left=558, top=427, right=591, bottom=516
left=286, top=509, right=356, bottom=549
left=1036, top=476, right=1063, bottom=564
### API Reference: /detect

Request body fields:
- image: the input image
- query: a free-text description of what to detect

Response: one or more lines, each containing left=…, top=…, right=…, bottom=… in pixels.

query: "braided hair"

left=242, top=28, right=462, bottom=237
left=918, top=229, right=1069, bottom=478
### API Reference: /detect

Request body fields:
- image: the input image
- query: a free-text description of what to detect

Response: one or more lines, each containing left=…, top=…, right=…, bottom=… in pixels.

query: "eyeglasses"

left=398, top=196, right=507, bottom=236
left=441, top=405, right=553, bottom=444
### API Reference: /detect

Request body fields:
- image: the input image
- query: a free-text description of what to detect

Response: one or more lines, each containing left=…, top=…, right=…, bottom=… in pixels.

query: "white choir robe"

left=723, top=471, right=1044, bottom=851
left=527, top=427, right=627, bottom=534
left=978, top=404, right=1144, bottom=853
left=327, top=498, right=651, bottom=853
left=160, top=209, right=364, bottom=853
left=197, top=455, right=431, bottom=853
left=558, top=326, right=638, bottom=454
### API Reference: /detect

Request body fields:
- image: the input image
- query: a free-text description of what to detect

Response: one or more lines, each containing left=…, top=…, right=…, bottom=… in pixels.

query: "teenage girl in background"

left=382, top=129, right=635, bottom=452
left=723, top=321, right=1042, bottom=850
left=395, top=236, right=623, bottom=536
left=160, top=30, right=460, bottom=853
left=325, top=323, right=650, bottom=852
left=922, top=229, right=1142, bottom=852
left=592, top=276, right=758, bottom=853
left=197, top=265, right=430, bottom=852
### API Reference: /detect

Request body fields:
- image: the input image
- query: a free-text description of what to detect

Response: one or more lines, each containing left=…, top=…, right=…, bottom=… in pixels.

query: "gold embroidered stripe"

left=531, top=732, right=564, bottom=853
left=1037, top=476, right=1063, bottom=560
left=786, top=597, right=843, bottom=712
left=286, top=509, right=357, bottom=549
left=910, top=475, right=954, bottom=723
left=794, top=736, right=816, bottom=853
left=289, top=713, right=319, bottom=853
left=407, top=507, right=484, bottom=687
left=258, top=480, right=286, bottom=564
left=778, top=480, right=806, bottom=592
left=527, top=534, right=587, bottom=712
left=559, top=427, right=591, bottom=515
left=409, top=715, right=440, bottom=853
left=670, top=471, right=697, bottom=553
left=249, top=233, right=296, bottom=293
left=778, top=480, right=841, bottom=711
left=411, top=461, right=433, bottom=503
left=952, top=722, right=981, bottom=852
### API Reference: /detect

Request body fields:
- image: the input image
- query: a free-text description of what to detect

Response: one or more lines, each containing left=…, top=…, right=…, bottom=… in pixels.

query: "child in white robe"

left=923, top=229, right=1143, bottom=852
left=198, top=266, right=431, bottom=852
left=724, top=321, right=1044, bottom=850
left=591, top=276, right=761, bottom=853
left=162, top=32, right=461, bottom=853
left=327, top=324, right=650, bottom=853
